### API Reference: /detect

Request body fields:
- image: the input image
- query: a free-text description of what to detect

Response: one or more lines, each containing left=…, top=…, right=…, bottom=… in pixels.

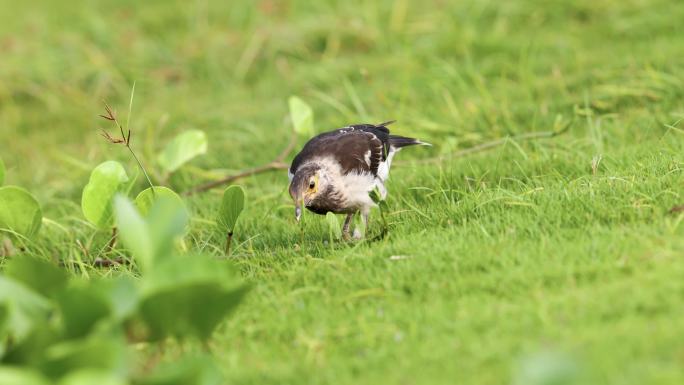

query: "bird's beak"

left=295, top=202, right=302, bottom=222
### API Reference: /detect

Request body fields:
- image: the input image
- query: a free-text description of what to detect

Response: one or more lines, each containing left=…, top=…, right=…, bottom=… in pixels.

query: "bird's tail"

left=389, top=135, right=432, bottom=149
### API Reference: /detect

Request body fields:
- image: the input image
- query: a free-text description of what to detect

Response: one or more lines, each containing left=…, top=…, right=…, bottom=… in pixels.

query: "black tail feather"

left=388, top=135, right=431, bottom=148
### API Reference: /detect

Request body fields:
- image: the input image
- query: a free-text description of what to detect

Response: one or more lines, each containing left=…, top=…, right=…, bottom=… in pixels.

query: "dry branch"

left=183, top=131, right=297, bottom=195
left=184, top=124, right=569, bottom=195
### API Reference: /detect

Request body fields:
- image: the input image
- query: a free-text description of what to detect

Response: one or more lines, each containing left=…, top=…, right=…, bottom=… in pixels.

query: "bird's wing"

left=290, top=123, right=393, bottom=177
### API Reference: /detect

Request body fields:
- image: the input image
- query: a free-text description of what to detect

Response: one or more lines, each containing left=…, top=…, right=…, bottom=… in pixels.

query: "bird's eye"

left=309, top=181, right=316, bottom=189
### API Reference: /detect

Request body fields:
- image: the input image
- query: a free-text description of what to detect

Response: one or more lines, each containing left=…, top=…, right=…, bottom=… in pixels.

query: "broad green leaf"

left=0, top=367, right=51, bottom=385
left=94, top=277, right=138, bottom=322
left=0, top=186, right=42, bottom=238
left=56, top=283, right=112, bottom=339
left=139, top=256, right=247, bottom=341
left=136, top=355, right=222, bottom=385
left=0, top=276, right=52, bottom=343
left=288, top=96, right=314, bottom=136
left=0, top=157, right=5, bottom=185
left=217, top=185, right=245, bottom=233
left=116, top=194, right=188, bottom=272
left=81, top=161, right=129, bottom=229
left=58, top=369, right=128, bottom=385
left=134, top=186, right=184, bottom=217
left=325, top=212, right=341, bottom=240
left=157, top=129, right=208, bottom=173
left=4, top=256, right=68, bottom=298
left=114, top=195, right=153, bottom=272
left=40, top=337, right=128, bottom=380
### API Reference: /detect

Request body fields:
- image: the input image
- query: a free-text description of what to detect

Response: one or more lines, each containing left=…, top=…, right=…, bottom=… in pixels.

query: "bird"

left=288, top=121, right=430, bottom=239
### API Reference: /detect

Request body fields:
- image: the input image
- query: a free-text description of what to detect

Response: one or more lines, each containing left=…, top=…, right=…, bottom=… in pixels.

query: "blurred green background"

left=1, top=0, right=684, bottom=384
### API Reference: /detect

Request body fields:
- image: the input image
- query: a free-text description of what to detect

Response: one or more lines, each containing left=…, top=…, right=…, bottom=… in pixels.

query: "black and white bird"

left=288, top=121, right=430, bottom=238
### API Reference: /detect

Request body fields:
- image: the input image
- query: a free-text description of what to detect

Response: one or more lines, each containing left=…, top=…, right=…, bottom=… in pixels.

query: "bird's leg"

left=342, top=213, right=354, bottom=240
left=354, top=211, right=369, bottom=240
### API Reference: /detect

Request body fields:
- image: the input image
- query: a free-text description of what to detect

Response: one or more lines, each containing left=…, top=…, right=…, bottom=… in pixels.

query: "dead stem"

left=184, top=131, right=296, bottom=195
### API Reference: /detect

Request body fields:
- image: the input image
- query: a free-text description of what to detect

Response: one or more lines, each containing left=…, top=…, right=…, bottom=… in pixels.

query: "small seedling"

left=325, top=212, right=342, bottom=245
left=369, top=188, right=389, bottom=238
left=0, top=186, right=42, bottom=239
left=157, top=129, right=208, bottom=175
left=217, top=185, right=245, bottom=255
left=289, top=95, right=315, bottom=137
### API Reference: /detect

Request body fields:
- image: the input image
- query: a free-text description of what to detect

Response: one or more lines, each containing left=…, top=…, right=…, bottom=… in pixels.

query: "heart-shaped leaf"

left=0, top=186, right=42, bottom=238
left=139, top=256, right=247, bottom=341
left=4, top=256, right=68, bottom=298
left=288, top=96, right=314, bottom=137
left=325, top=212, right=341, bottom=240
left=0, top=367, right=51, bottom=385
left=0, top=276, right=52, bottom=343
left=0, top=156, right=5, bottom=186
left=134, top=186, right=185, bottom=217
left=39, top=336, right=128, bottom=380
left=157, top=130, right=208, bottom=173
left=217, top=185, right=245, bottom=234
left=56, top=282, right=112, bottom=339
left=136, top=355, right=223, bottom=385
left=81, top=161, right=129, bottom=229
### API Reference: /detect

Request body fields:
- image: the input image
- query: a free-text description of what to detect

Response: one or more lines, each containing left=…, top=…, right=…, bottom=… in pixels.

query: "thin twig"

left=183, top=131, right=296, bottom=195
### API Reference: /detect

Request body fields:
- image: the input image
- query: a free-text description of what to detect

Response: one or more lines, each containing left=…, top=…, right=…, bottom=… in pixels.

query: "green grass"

left=2, top=0, right=684, bottom=384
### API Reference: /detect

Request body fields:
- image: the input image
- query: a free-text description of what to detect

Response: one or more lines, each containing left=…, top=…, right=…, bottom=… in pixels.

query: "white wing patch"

left=377, top=147, right=401, bottom=181
left=363, top=150, right=371, bottom=167
left=288, top=170, right=294, bottom=182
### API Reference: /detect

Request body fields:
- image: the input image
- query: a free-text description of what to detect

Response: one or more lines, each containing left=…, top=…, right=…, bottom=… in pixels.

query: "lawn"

left=1, top=0, right=684, bottom=384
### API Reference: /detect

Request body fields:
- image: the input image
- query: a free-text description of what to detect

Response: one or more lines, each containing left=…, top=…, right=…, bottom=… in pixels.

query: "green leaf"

left=56, top=282, right=112, bottom=339
left=217, top=185, right=245, bottom=233
left=115, top=194, right=188, bottom=272
left=0, top=186, right=42, bottom=238
left=81, top=161, right=129, bottom=229
left=134, top=186, right=184, bottom=217
left=4, top=256, right=68, bottom=298
left=157, top=129, right=208, bottom=173
left=0, top=367, right=51, bottom=385
left=0, top=156, right=5, bottom=185
left=288, top=96, right=314, bottom=137
left=94, top=277, right=138, bottom=322
left=58, top=369, right=128, bottom=385
left=368, top=188, right=382, bottom=204
left=40, top=337, right=128, bottom=380
left=114, top=195, right=153, bottom=272
left=139, top=256, right=247, bottom=341
left=0, top=276, right=52, bottom=344
left=136, top=355, right=222, bottom=385
left=325, top=212, right=341, bottom=240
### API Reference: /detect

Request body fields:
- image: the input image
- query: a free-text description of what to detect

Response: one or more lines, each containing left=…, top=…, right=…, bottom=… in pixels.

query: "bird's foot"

left=352, top=228, right=364, bottom=240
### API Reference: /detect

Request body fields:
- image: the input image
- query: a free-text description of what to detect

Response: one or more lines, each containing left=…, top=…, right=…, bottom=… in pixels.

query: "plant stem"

left=107, top=227, right=118, bottom=252
left=126, top=145, right=155, bottom=194
left=225, top=231, right=233, bottom=255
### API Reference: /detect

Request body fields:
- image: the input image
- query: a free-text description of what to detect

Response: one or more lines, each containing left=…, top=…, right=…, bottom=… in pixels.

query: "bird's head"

left=288, top=163, right=329, bottom=222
